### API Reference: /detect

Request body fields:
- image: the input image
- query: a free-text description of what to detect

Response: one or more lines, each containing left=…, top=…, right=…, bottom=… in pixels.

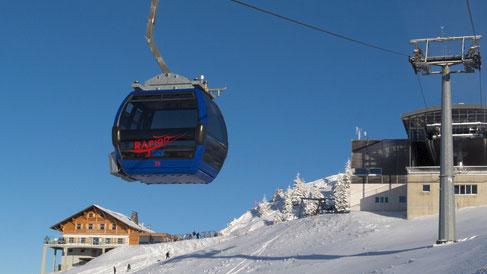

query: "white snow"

left=61, top=205, right=487, bottom=274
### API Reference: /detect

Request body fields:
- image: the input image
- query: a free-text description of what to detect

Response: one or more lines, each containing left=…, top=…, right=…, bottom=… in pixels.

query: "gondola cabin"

left=109, top=73, right=228, bottom=184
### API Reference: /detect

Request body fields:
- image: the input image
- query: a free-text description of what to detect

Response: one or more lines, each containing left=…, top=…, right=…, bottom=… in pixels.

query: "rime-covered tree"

left=301, top=185, right=325, bottom=217
left=291, top=173, right=306, bottom=206
left=333, top=160, right=351, bottom=213
left=271, top=188, right=286, bottom=211
left=282, top=187, right=295, bottom=220
left=256, top=195, right=271, bottom=217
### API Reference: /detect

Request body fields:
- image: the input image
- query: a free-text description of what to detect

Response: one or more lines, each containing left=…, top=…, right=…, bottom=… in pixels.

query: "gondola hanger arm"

left=146, top=0, right=171, bottom=74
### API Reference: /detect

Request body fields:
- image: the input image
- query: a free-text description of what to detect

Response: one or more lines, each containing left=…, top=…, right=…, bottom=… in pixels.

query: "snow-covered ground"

left=63, top=206, right=487, bottom=274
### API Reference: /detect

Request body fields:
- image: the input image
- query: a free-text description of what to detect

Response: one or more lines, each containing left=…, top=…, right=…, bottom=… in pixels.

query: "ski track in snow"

left=224, top=224, right=290, bottom=274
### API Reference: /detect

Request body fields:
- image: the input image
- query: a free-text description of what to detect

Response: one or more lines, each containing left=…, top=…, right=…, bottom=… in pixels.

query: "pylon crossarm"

left=409, top=35, right=482, bottom=75
left=409, top=35, right=481, bottom=44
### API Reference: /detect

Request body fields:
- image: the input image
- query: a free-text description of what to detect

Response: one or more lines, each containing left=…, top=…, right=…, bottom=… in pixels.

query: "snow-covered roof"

left=93, top=205, right=154, bottom=233
left=50, top=204, right=154, bottom=233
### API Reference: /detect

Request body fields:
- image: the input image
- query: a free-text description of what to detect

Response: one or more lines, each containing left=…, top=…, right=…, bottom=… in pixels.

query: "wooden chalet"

left=40, top=204, right=175, bottom=274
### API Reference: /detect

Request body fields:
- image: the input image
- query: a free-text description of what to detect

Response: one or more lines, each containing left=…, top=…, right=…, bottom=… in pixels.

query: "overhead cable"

left=465, top=0, right=483, bottom=107
left=416, top=75, right=428, bottom=108
left=229, top=0, right=408, bottom=57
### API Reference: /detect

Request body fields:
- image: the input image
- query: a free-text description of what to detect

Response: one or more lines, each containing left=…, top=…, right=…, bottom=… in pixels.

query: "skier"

left=127, top=264, right=131, bottom=271
left=113, top=266, right=116, bottom=274
left=165, top=251, right=170, bottom=259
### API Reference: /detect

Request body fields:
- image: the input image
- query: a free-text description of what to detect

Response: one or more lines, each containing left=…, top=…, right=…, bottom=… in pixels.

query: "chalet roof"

left=50, top=204, right=154, bottom=233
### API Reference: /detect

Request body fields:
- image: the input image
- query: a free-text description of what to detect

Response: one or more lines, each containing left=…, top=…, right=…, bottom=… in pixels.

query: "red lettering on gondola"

left=129, top=134, right=183, bottom=157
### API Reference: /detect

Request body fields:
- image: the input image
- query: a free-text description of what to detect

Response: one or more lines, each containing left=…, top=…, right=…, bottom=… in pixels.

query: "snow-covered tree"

left=291, top=173, right=306, bottom=206
left=271, top=188, right=286, bottom=211
left=256, top=195, right=271, bottom=217
left=333, top=160, right=351, bottom=213
left=301, top=185, right=325, bottom=217
left=282, top=187, right=295, bottom=220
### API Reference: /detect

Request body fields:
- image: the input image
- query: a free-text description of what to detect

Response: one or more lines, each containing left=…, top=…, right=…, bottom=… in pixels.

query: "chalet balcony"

left=43, top=236, right=127, bottom=248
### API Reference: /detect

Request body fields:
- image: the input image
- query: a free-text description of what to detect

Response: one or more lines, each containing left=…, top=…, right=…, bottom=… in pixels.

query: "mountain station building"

left=40, top=204, right=175, bottom=274
left=350, top=104, right=487, bottom=219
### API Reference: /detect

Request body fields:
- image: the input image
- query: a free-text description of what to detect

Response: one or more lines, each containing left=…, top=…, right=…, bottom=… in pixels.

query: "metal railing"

left=43, top=236, right=125, bottom=246
left=407, top=166, right=487, bottom=174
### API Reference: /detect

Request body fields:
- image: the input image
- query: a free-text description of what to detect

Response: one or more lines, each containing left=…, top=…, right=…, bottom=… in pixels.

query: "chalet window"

left=112, top=224, right=117, bottom=230
left=76, top=224, right=81, bottom=230
left=117, top=238, right=124, bottom=244
left=68, top=237, right=74, bottom=244
left=422, top=184, right=430, bottom=192
left=105, top=238, right=111, bottom=244
left=80, top=238, right=86, bottom=244
left=93, top=237, right=100, bottom=245
left=88, top=223, right=93, bottom=230
left=88, top=213, right=94, bottom=218
left=100, top=224, right=105, bottom=230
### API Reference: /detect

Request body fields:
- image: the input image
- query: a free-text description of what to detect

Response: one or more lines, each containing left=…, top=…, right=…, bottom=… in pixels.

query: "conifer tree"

left=333, top=160, right=351, bottom=213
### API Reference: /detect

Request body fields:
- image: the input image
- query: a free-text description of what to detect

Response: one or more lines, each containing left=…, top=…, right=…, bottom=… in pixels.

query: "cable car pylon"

left=409, top=35, right=482, bottom=244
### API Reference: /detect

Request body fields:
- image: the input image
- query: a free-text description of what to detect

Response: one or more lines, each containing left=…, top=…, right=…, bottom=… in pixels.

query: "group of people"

left=112, top=251, right=170, bottom=273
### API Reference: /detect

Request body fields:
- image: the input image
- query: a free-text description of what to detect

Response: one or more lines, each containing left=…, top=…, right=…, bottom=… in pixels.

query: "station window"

left=354, top=168, right=367, bottom=176
left=454, top=184, right=478, bottom=195
left=399, top=196, right=407, bottom=203
left=105, top=238, right=111, bottom=244
left=80, top=238, right=86, bottom=244
left=368, top=168, right=383, bottom=175
left=422, top=184, right=430, bottom=192
left=117, top=238, right=124, bottom=244
left=68, top=237, right=74, bottom=244
left=375, top=196, right=389, bottom=203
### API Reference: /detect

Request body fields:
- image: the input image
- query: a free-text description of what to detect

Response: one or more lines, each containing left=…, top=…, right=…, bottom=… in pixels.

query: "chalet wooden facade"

left=40, top=204, right=175, bottom=274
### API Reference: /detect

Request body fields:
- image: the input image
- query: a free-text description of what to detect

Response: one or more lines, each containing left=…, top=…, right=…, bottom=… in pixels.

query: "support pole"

left=40, top=245, right=48, bottom=274
left=52, top=249, right=57, bottom=272
left=437, top=65, right=456, bottom=243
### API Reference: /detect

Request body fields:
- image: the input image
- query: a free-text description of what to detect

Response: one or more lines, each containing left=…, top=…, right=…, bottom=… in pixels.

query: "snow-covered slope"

left=220, top=174, right=337, bottom=237
left=63, top=206, right=487, bottom=274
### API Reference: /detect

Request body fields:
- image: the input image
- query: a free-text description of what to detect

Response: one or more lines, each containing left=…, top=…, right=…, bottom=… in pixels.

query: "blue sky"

left=0, top=1, right=485, bottom=273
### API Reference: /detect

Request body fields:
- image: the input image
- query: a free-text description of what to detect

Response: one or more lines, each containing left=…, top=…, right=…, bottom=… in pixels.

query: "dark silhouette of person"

left=113, top=266, right=116, bottom=274
left=166, top=251, right=170, bottom=259
left=196, top=233, right=200, bottom=239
